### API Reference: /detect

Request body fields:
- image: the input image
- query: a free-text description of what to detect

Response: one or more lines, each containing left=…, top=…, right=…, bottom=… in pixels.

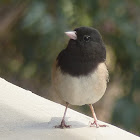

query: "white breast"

left=52, top=63, right=108, bottom=106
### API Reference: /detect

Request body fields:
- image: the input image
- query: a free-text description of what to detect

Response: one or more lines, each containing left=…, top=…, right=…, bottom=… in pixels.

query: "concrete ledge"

left=0, top=78, right=139, bottom=140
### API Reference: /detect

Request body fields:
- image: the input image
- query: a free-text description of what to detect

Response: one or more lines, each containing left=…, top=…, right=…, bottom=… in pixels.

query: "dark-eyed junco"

left=52, top=26, right=109, bottom=128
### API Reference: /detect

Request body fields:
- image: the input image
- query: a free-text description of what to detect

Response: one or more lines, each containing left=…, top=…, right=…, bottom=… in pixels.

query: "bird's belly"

left=52, top=63, right=108, bottom=105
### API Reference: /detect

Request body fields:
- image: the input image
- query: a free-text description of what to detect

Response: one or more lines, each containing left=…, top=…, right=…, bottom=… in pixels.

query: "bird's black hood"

left=57, top=27, right=106, bottom=77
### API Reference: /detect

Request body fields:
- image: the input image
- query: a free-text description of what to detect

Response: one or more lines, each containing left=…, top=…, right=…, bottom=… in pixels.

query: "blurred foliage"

left=0, top=0, right=140, bottom=135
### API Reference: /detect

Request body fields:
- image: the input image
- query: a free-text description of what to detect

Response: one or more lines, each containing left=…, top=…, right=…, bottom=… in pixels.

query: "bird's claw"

left=90, top=121, right=108, bottom=128
left=55, top=120, right=71, bottom=129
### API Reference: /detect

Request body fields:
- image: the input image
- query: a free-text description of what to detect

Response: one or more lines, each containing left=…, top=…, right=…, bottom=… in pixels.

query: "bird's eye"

left=83, top=35, right=91, bottom=42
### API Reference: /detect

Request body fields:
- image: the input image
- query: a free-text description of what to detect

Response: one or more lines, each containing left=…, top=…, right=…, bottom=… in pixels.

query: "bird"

left=52, top=26, right=109, bottom=128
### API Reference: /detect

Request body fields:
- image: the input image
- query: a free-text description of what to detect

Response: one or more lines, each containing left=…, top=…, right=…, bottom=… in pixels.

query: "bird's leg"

left=89, top=104, right=107, bottom=128
left=55, top=102, right=70, bottom=129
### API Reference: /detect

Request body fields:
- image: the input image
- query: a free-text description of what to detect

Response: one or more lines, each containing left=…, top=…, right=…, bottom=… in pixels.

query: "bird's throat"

left=57, top=49, right=105, bottom=77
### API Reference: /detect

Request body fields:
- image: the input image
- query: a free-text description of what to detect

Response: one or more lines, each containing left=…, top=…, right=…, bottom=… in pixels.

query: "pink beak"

left=65, top=31, right=77, bottom=40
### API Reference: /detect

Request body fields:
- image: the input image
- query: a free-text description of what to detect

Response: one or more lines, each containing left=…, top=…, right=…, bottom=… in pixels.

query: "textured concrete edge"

left=0, top=77, right=139, bottom=140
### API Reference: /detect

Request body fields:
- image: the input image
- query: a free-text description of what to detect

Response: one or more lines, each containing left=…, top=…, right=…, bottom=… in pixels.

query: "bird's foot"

left=55, top=120, right=71, bottom=129
left=90, top=120, right=108, bottom=128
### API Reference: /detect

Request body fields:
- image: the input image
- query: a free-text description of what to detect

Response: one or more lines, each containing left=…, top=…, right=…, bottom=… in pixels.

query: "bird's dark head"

left=65, top=26, right=106, bottom=60
left=57, top=27, right=106, bottom=76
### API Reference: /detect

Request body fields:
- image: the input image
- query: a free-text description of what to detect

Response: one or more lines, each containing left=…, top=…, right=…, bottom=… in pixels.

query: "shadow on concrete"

left=22, top=117, right=87, bottom=130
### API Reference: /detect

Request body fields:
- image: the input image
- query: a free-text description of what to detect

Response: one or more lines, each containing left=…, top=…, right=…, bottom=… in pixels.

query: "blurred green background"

left=0, top=0, right=140, bottom=135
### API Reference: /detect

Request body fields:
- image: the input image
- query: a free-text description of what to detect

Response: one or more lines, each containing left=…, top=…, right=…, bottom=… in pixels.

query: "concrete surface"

left=0, top=77, right=139, bottom=140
